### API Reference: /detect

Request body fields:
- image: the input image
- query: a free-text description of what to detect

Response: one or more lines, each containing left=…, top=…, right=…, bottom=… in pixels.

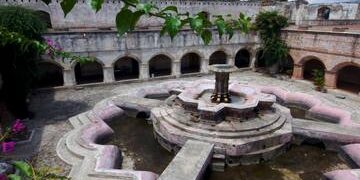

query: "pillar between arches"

left=172, top=60, right=181, bottom=78
left=63, top=69, right=76, bottom=86
left=228, top=56, right=235, bottom=66
left=103, top=66, right=115, bottom=83
left=140, top=63, right=149, bottom=80
left=325, top=71, right=337, bottom=89
left=201, top=59, right=209, bottom=73
left=292, top=64, right=304, bottom=80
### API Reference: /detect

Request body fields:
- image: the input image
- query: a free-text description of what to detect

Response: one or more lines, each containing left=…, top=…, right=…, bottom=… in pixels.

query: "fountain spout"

left=208, top=64, right=238, bottom=103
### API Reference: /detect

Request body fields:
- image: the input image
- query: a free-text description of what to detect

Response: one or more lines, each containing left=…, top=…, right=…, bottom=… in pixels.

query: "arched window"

left=35, top=62, right=63, bottom=88
left=336, top=65, right=360, bottom=94
left=318, top=7, right=330, bottom=20
left=209, top=51, right=227, bottom=65
left=303, top=59, right=325, bottom=81
left=75, top=61, right=103, bottom=84
left=235, top=49, right=250, bottom=68
left=36, top=11, right=52, bottom=28
left=149, top=55, right=172, bottom=77
left=181, top=53, right=201, bottom=74
left=114, top=57, right=139, bottom=81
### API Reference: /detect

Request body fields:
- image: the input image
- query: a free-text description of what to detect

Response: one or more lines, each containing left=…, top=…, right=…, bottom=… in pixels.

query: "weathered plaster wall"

left=42, top=29, right=259, bottom=86
left=0, top=0, right=261, bottom=29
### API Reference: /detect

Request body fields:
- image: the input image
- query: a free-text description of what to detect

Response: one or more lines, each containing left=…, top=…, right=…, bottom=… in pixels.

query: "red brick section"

left=283, top=27, right=360, bottom=90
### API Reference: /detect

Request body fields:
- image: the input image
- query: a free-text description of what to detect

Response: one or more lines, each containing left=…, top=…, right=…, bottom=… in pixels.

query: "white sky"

left=290, top=0, right=360, bottom=3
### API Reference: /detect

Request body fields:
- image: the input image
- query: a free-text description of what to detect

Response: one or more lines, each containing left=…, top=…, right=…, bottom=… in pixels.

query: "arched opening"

left=114, top=57, right=139, bottom=81
left=235, top=49, right=250, bottom=68
left=34, top=62, right=63, bottom=88
left=75, top=61, right=104, bottom=84
left=36, top=11, right=52, bottom=28
left=209, top=51, right=227, bottom=65
left=317, top=7, right=330, bottom=20
left=149, top=55, right=172, bottom=77
left=200, top=11, right=210, bottom=21
left=280, top=55, right=294, bottom=76
left=181, top=53, right=201, bottom=74
left=336, top=65, right=360, bottom=94
left=255, top=50, right=266, bottom=68
left=303, top=59, right=325, bottom=81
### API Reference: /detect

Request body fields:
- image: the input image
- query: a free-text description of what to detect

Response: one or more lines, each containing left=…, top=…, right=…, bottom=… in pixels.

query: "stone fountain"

left=151, top=64, right=293, bottom=165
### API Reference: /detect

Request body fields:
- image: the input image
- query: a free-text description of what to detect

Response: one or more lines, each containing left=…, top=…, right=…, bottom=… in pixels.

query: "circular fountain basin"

left=152, top=81, right=293, bottom=165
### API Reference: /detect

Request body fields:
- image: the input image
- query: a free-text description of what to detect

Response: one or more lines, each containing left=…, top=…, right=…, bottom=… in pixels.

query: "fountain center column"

left=209, top=64, right=238, bottom=104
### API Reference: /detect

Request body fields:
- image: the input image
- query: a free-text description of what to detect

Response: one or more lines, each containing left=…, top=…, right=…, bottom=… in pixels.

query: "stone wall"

left=42, top=29, right=259, bottom=86
left=283, top=29, right=360, bottom=89
left=0, top=0, right=261, bottom=29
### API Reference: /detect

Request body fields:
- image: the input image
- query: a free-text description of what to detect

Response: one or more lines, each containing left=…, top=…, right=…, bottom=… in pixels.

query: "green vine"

left=254, top=11, right=289, bottom=69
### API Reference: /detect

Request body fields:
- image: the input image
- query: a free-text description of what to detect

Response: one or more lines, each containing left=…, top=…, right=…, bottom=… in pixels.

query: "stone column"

left=325, top=71, right=337, bottom=89
left=201, top=59, right=209, bottom=74
left=250, top=53, right=257, bottom=70
left=103, top=66, right=115, bottom=83
left=292, top=64, right=304, bottom=80
left=63, top=69, right=76, bottom=86
left=172, top=60, right=181, bottom=78
left=140, top=63, right=149, bottom=80
left=228, top=56, right=235, bottom=66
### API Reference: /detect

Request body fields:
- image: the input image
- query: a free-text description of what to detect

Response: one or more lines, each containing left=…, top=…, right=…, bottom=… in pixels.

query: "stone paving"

left=28, top=71, right=360, bottom=175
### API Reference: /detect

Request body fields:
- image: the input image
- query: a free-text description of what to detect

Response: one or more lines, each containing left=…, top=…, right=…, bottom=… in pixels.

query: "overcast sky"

left=290, top=0, right=360, bottom=3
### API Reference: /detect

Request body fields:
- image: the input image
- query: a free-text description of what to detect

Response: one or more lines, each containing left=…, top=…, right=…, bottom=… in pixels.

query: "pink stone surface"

left=342, top=144, right=360, bottom=167
left=323, top=170, right=359, bottom=180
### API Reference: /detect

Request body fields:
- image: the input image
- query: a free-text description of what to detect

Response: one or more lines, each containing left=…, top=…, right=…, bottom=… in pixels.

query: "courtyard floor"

left=28, top=71, right=360, bottom=176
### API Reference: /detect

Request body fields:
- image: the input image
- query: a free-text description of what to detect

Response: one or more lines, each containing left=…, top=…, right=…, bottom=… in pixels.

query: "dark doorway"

left=337, top=65, right=360, bottom=94
left=149, top=55, right=172, bottom=77
left=114, top=57, right=139, bottom=81
left=75, top=61, right=104, bottom=84
left=36, top=11, right=52, bottom=28
left=303, top=59, right=325, bottom=81
left=181, top=53, right=201, bottom=74
left=235, top=49, right=250, bottom=68
left=209, top=51, right=227, bottom=65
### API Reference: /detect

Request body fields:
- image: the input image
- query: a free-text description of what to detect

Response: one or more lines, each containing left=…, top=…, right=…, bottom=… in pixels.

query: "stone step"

left=159, top=140, right=214, bottom=180
left=56, top=131, right=82, bottom=165
left=210, top=162, right=225, bottom=172
left=167, top=106, right=282, bottom=132
left=153, top=114, right=292, bottom=154
left=157, top=108, right=287, bottom=138
left=69, top=116, right=83, bottom=128
left=78, top=112, right=92, bottom=125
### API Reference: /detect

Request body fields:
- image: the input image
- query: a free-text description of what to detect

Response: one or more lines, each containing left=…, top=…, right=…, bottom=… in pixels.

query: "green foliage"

left=7, top=161, right=70, bottom=180
left=312, top=69, right=325, bottom=89
left=41, top=0, right=252, bottom=45
left=0, top=6, right=46, bottom=40
left=254, top=11, right=289, bottom=68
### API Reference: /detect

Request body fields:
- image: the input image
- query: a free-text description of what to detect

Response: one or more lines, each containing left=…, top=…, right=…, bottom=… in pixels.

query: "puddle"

left=205, top=145, right=349, bottom=180
left=107, top=116, right=174, bottom=174
left=107, top=117, right=349, bottom=179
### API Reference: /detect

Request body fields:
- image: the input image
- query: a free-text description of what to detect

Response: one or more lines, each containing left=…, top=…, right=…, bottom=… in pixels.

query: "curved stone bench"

left=258, top=86, right=355, bottom=127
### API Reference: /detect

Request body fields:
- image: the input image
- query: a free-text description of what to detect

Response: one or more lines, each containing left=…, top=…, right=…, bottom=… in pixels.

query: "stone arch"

left=209, top=51, right=227, bottom=65
left=235, top=49, right=251, bottom=68
left=74, top=61, right=104, bottom=84
left=302, top=58, right=326, bottom=81
left=336, top=64, right=360, bottom=94
left=34, top=62, right=63, bottom=88
left=181, top=53, right=201, bottom=74
left=199, top=11, right=210, bottom=20
left=149, top=54, right=172, bottom=77
left=35, top=10, right=52, bottom=28
left=114, top=57, right=140, bottom=81
left=318, top=6, right=331, bottom=20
